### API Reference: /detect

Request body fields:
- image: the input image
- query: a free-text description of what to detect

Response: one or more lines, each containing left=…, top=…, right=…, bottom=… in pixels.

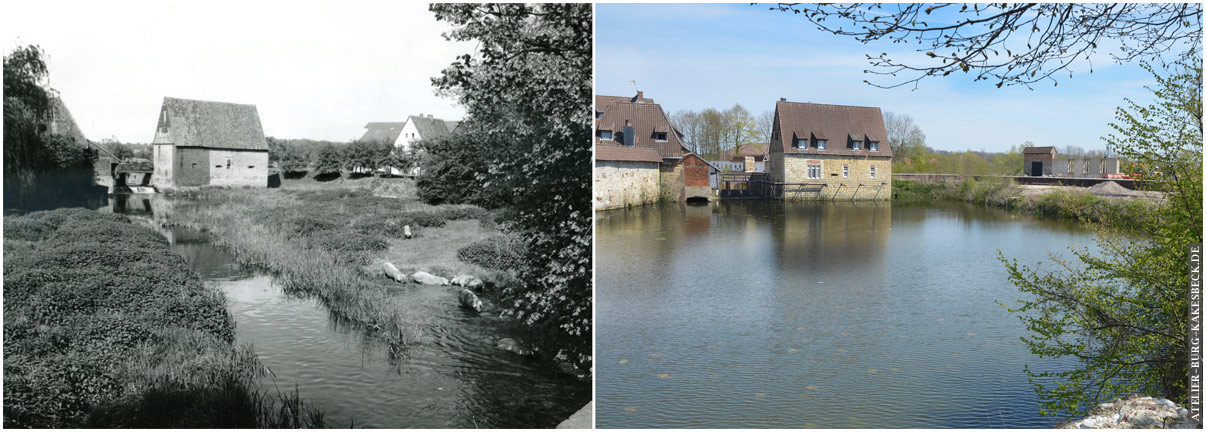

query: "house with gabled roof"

left=358, top=122, right=407, bottom=144
left=768, top=98, right=893, bottom=200
left=595, top=91, right=717, bottom=209
left=393, top=114, right=459, bottom=151
left=150, top=97, right=269, bottom=189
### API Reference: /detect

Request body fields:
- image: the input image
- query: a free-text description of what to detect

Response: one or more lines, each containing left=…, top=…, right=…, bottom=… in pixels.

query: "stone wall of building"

left=594, top=160, right=660, bottom=210
left=151, top=144, right=175, bottom=189
left=206, top=149, right=269, bottom=187
left=782, top=154, right=892, bottom=201
left=175, top=148, right=212, bottom=187
left=659, top=162, right=685, bottom=203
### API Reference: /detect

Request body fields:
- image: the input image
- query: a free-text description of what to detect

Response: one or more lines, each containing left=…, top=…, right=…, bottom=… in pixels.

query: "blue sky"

left=596, top=3, right=1190, bottom=153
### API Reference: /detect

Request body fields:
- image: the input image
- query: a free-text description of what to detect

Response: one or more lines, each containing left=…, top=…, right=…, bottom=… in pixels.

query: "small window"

left=215, top=165, right=222, bottom=168
left=852, top=140, right=862, bottom=150
left=870, top=165, right=877, bottom=178
left=654, top=132, right=667, bottom=142
left=869, top=141, right=879, bottom=152
left=600, top=130, right=613, bottom=140
left=191, top=163, right=197, bottom=167
left=842, top=165, right=849, bottom=178
left=817, top=139, right=827, bottom=150
left=807, top=163, right=822, bottom=179
left=248, top=165, right=255, bottom=169
left=796, top=139, right=807, bottom=148
left=226, top=159, right=232, bottom=169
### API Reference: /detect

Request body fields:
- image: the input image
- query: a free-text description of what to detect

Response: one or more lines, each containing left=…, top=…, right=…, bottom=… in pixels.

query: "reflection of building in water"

left=769, top=202, right=891, bottom=277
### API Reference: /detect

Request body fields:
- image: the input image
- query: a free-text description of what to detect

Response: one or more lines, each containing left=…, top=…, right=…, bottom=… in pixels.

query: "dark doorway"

left=1030, top=161, right=1043, bottom=177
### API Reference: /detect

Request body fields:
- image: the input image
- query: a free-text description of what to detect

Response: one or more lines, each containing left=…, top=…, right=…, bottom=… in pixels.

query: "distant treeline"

left=265, top=137, right=416, bottom=177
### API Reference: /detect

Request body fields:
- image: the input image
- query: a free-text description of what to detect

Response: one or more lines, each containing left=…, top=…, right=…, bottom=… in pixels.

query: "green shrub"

left=457, top=235, right=527, bottom=271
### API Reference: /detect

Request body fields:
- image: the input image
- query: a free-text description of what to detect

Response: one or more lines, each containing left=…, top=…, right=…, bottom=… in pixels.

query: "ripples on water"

left=105, top=194, right=589, bottom=428
left=596, top=201, right=1091, bottom=428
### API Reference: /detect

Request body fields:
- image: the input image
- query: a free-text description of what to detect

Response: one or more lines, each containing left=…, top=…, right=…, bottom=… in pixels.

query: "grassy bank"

left=3, top=208, right=322, bottom=428
left=156, top=177, right=523, bottom=355
left=892, top=178, right=1154, bottom=224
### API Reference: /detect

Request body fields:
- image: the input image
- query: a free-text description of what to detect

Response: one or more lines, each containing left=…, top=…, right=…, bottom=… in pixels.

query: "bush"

left=457, top=235, right=527, bottom=271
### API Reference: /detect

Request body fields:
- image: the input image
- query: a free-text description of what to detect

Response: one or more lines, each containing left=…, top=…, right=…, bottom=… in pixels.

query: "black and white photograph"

left=2, top=1, right=591, bottom=428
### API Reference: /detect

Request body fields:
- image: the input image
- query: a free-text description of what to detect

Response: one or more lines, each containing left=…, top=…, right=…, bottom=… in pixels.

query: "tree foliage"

left=1000, top=54, right=1201, bottom=416
left=429, top=3, right=592, bottom=369
left=3, top=45, right=97, bottom=211
left=772, top=3, right=1202, bottom=89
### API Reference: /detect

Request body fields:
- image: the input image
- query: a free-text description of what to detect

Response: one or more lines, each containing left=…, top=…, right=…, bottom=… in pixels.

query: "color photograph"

left=593, top=3, right=1201, bottom=428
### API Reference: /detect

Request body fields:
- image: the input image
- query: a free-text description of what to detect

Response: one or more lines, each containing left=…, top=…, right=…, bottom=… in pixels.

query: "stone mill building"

left=151, top=97, right=270, bottom=189
left=768, top=99, right=893, bottom=200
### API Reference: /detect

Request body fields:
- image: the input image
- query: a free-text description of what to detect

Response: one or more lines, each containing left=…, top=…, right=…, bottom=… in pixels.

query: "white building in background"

left=389, top=114, right=460, bottom=176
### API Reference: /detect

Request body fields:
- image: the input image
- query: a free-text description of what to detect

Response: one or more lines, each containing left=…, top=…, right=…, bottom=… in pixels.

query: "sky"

left=596, top=3, right=1194, bottom=153
left=1, top=0, right=472, bottom=142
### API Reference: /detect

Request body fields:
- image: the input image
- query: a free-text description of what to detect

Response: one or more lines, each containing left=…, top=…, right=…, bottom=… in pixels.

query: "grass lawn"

left=157, top=175, right=523, bottom=350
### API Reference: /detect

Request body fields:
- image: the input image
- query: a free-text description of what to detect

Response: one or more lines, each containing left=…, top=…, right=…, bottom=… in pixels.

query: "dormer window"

left=596, top=111, right=603, bottom=119
left=795, top=138, right=807, bottom=148
left=869, top=141, right=879, bottom=152
left=654, top=132, right=668, bottom=142
left=600, top=130, right=613, bottom=140
left=852, top=140, right=862, bottom=150
left=816, top=139, right=827, bottom=150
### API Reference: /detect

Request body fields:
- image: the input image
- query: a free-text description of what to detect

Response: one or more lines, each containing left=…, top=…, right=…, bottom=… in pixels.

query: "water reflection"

left=596, top=201, right=1092, bottom=428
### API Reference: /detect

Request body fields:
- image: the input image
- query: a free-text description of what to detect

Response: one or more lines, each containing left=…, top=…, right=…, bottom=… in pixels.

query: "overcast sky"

left=1, top=0, right=471, bottom=142
left=596, top=3, right=1190, bottom=153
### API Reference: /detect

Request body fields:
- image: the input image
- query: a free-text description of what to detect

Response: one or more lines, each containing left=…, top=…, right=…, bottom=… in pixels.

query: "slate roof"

left=359, top=122, right=407, bottom=143
left=595, top=97, right=687, bottom=159
left=154, top=97, right=267, bottom=151
left=596, top=143, right=663, bottom=163
left=772, top=100, right=893, bottom=158
left=1023, top=146, right=1057, bottom=154
left=407, top=115, right=455, bottom=140
left=49, top=97, right=88, bottom=143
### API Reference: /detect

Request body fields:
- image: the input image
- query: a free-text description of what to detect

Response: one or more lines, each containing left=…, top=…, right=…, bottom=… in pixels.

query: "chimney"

left=634, top=91, right=644, bottom=103
left=780, top=97, right=787, bottom=101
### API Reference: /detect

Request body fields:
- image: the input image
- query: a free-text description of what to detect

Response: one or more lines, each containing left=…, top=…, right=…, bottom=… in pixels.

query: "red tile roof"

left=595, top=144, right=663, bottom=163
left=1022, top=146, right=1057, bottom=154
left=772, top=101, right=893, bottom=158
left=595, top=96, right=687, bottom=159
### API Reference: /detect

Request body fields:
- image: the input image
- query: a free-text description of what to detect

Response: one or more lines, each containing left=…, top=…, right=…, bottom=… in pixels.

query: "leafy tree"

left=1000, top=54, right=1201, bottom=416
left=430, top=3, right=592, bottom=369
left=773, top=3, right=1201, bottom=89
left=343, top=139, right=389, bottom=173
left=3, top=45, right=96, bottom=211
left=311, top=144, right=343, bottom=176
left=415, top=132, right=496, bottom=206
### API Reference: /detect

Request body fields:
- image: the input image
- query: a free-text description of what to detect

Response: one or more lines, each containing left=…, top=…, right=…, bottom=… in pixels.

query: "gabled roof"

left=49, top=97, right=88, bottom=143
left=359, top=122, right=406, bottom=143
left=407, top=115, right=455, bottom=140
left=773, top=100, right=892, bottom=157
left=1023, top=146, right=1057, bottom=154
left=595, top=143, right=663, bottom=163
left=154, top=97, right=268, bottom=151
left=595, top=98, right=687, bottom=159
left=596, top=93, right=655, bottom=117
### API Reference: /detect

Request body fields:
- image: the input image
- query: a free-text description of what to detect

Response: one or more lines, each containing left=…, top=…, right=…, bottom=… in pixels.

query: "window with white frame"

left=600, top=130, right=613, bottom=140
left=870, top=164, right=877, bottom=178
left=816, top=139, right=827, bottom=150
left=842, top=165, right=849, bottom=178
left=654, top=132, right=668, bottom=142
left=807, top=163, right=822, bottom=179
left=796, top=138, right=807, bottom=148
left=869, top=141, right=879, bottom=152
left=852, top=140, right=862, bottom=150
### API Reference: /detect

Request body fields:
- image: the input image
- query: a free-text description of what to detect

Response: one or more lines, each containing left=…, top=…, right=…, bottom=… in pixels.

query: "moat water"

left=595, top=201, right=1093, bottom=428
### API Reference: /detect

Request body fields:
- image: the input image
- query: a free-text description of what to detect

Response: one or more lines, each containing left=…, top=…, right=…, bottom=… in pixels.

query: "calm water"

left=596, top=201, right=1093, bottom=428
left=104, top=194, right=588, bottom=428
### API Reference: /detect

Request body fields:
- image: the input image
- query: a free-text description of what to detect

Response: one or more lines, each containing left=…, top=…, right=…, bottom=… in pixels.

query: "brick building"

left=1022, top=146, right=1056, bottom=176
left=767, top=99, right=893, bottom=201
left=151, top=97, right=269, bottom=189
